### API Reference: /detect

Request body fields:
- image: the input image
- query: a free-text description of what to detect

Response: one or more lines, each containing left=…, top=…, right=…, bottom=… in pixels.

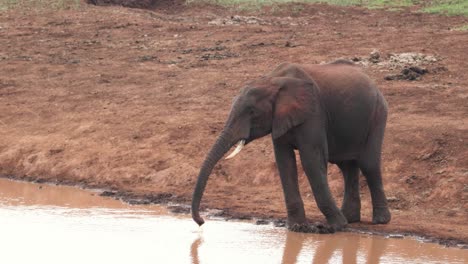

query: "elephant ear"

left=272, top=77, right=318, bottom=139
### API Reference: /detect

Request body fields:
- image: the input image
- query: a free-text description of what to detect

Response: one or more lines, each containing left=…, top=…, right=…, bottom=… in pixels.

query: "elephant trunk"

left=191, top=130, right=238, bottom=226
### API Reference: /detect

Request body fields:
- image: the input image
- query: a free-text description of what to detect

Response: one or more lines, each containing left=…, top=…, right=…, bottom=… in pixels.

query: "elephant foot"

left=288, top=222, right=335, bottom=234
left=372, top=206, right=391, bottom=224
left=324, top=211, right=348, bottom=232
left=341, top=206, right=361, bottom=223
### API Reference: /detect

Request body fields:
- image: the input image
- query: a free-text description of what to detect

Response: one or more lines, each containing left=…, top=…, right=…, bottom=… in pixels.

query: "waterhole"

left=0, top=178, right=466, bottom=264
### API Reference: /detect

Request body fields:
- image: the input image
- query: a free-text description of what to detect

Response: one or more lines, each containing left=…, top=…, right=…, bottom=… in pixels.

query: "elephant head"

left=192, top=64, right=318, bottom=226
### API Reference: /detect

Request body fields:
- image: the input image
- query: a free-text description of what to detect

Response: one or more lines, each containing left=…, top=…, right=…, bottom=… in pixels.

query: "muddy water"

left=0, top=178, right=466, bottom=264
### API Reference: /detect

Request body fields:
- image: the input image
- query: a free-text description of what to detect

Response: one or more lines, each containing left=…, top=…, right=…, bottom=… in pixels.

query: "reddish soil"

left=0, top=2, right=467, bottom=245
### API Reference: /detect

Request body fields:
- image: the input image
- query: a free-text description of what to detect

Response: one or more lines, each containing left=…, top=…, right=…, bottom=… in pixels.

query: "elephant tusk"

left=225, top=140, right=245, bottom=160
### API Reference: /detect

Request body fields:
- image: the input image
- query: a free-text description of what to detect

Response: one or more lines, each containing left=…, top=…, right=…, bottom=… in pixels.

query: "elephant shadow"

left=190, top=232, right=388, bottom=264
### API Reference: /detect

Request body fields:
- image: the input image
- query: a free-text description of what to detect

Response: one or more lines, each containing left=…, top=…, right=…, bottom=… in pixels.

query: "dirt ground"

left=0, top=1, right=467, bottom=245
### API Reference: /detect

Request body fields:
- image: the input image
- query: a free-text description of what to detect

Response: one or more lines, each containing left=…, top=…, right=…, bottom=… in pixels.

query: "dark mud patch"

left=201, top=208, right=254, bottom=221
left=1, top=174, right=92, bottom=189
left=86, top=0, right=185, bottom=10
left=100, top=190, right=118, bottom=197
left=256, top=218, right=337, bottom=234
left=255, top=219, right=270, bottom=225
left=200, top=52, right=239, bottom=61
left=99, top=190, right=185, bottom=205
left=385, top=66, right=429, bottom=81
left=167, top=205, right=191, bottom=214
left=289, top=222, right=336, bottom=234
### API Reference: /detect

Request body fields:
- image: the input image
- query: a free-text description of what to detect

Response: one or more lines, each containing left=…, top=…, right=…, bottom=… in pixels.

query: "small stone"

left=168, top=205, right=190, bottom=214
left=446, top=210, right=457, bottom=217
left=369, top=49, right=381, bottom=63
left=255, top=219, right=270, bottom=225
left=388, top=234, right=404, bottom=239
left=273, top=219, right=286, bottom=227
left=100, top=191, right=117, bottom=197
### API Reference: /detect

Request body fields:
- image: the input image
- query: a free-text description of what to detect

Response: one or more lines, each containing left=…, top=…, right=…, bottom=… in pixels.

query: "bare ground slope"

left=0, top=2, right=467, bottom=244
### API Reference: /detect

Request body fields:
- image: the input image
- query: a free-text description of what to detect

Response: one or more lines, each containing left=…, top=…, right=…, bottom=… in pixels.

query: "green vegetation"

left=0, top=0, right=81, bottom=11
left=189, top=0, right=468, bottom=16
left=189, top=0, right=416, bottom=8
left=453, top=23, right=468, bottom=30
left=421, top=0, right=468, bottom=16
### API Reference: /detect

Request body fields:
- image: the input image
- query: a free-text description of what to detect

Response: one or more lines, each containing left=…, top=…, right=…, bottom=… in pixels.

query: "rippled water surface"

left=0, top=178, right=466, bottom=264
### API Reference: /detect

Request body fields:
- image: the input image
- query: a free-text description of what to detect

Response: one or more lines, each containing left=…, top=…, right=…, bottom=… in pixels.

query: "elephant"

left=191, top=60, right=391, bottom=232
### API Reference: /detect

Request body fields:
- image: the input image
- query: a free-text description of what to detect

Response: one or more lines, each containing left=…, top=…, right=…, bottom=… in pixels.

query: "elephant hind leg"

left=337, top=160, right=361, bottom=223
left=358, top=116, right=391, bottom=224
left=358, top=160, right=391, bottom=224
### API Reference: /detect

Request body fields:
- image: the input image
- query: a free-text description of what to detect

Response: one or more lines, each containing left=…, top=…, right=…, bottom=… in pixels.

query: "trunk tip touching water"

left=191, top=131, right=236, bottom=227
left=191, top=190, right=206, bottom=226
left=192, top=213, right=205, bottom=226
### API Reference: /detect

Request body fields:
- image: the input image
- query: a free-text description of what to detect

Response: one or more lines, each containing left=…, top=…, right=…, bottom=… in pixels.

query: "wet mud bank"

left=2, top=177, right=467, bottom=264
left=89, top=182, right=468, bottom=248
left=2, top=174, right=466, bottom=249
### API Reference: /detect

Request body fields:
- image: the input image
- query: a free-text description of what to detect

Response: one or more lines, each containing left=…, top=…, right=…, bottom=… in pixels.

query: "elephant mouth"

left=225, top=139, right=246, bottom=160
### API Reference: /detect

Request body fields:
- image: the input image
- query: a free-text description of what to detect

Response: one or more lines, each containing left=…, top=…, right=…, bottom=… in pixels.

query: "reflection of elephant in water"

left=191, top=61, right=391, bottom=231
left=190, top=237, right=202, bottom=264
left=190, top=231, right=388, bottom=264
left=281, top=231, right=387, bottom=264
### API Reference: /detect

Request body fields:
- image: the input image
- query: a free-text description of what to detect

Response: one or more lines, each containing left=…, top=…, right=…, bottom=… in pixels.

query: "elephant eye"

left=248, top=107, right=256, bottom=116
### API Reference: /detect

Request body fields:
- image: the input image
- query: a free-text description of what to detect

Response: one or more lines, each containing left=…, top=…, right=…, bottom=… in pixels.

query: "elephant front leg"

left=273, top=140, right=307, bottom=229
left=298, top=145, right=348, bottom=231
